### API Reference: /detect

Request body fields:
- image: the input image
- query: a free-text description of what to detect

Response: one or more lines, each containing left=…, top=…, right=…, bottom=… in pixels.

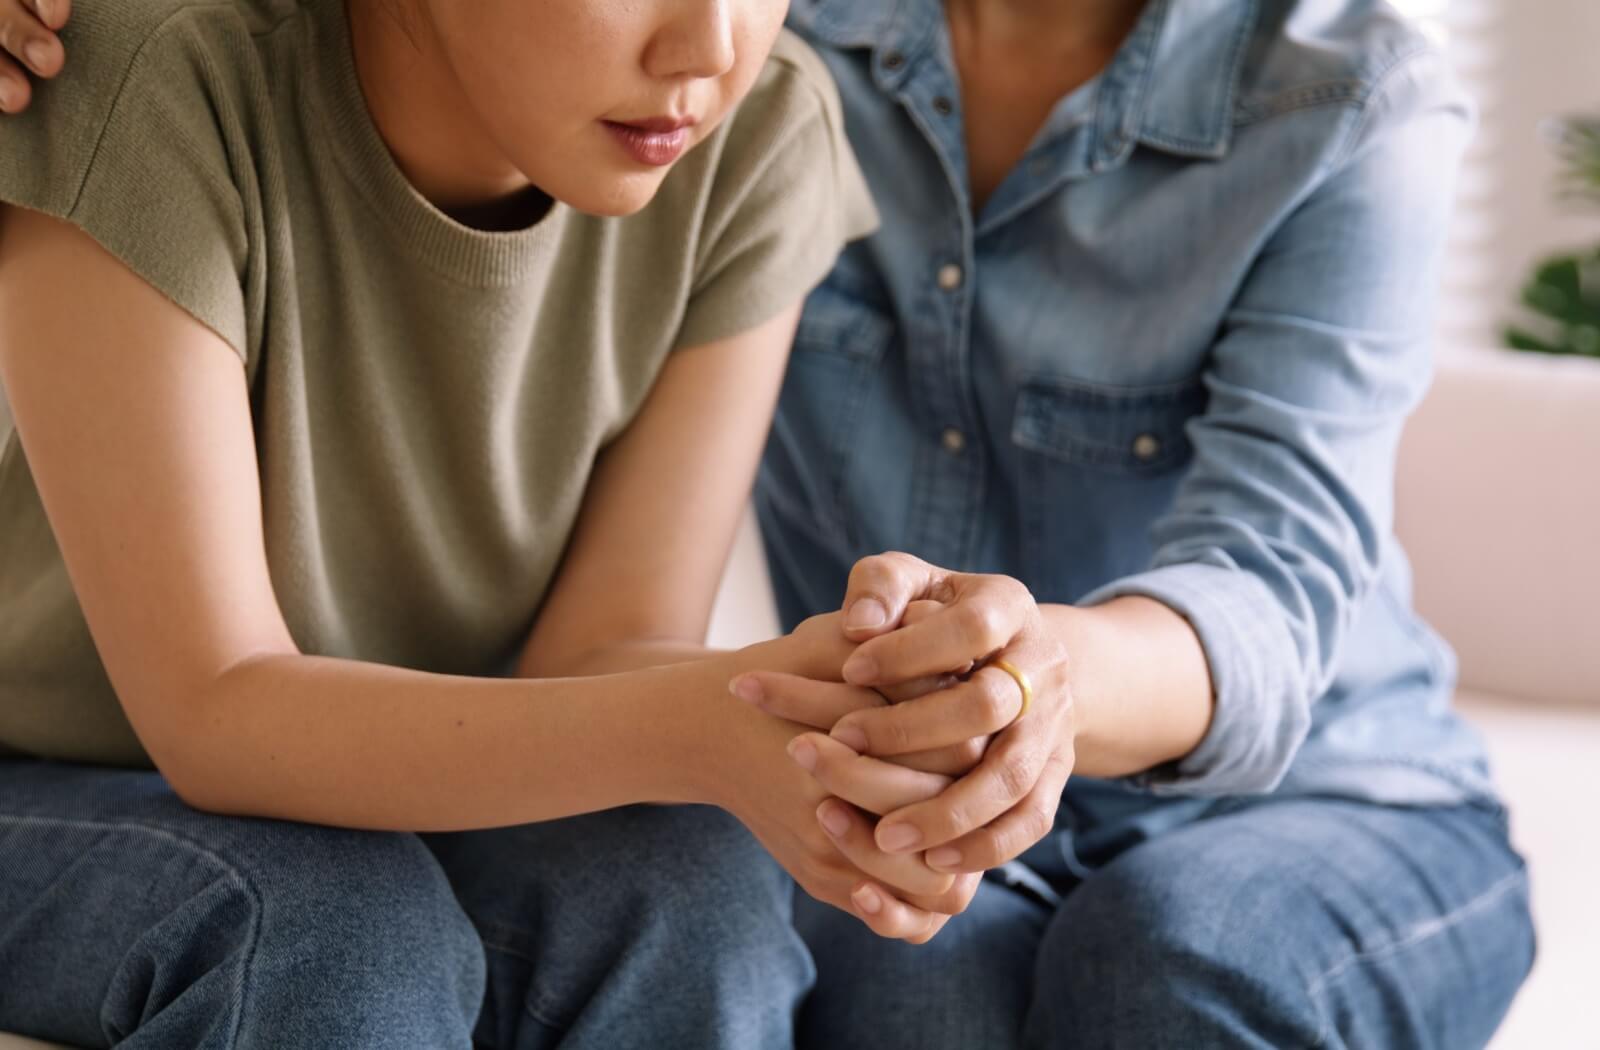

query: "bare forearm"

left=518, top=638, right=721, bottom=679
left=163, top=647, right=763, bottom=831
left=1043, top=596, right=1214, bottom=778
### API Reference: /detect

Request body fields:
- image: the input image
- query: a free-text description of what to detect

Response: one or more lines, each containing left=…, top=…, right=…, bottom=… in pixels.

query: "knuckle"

left=940, top=799, right=977, bottom=839
left=1025, top=796, right=1055, bottom=834
left=972, top=674, right=1013, bottom=728
left=1042, top=750, right=1073, bottom=781
left=994, top=751, right=1036, bottom=801
left=854, top=552, right=901, bottom=585
left=999, top=575, right=1034, bottom=607
left=957, top=737, right=988, bottom=766
left=1024, top=798, right=1056, bottom=842
left=872, top=714, right=915, bottom=755
left=797, top=612, right=832, bottom=635
left=954, top=602, right=995, bottom=647
left=801, top=828, right=834, bottom=860
left=885, top=550, right=922, bottom=572
left=995, top=824, right=1031, bottom=864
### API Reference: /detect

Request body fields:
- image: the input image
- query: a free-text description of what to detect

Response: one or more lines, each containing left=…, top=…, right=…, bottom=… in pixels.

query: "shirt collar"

left=786, top=0, right=1256, bottom=163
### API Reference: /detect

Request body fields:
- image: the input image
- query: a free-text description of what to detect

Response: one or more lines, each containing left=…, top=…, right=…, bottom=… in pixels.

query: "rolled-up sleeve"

left=1079, top=51, right=1473, bottom=796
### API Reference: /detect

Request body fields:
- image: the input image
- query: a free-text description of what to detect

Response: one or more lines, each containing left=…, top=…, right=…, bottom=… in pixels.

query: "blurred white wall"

left=1428, top=0, right=1600, bottom=346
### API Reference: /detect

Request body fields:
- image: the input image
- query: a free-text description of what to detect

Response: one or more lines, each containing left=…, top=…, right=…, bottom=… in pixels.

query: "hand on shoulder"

left=0, top=0, right=67, bottom=113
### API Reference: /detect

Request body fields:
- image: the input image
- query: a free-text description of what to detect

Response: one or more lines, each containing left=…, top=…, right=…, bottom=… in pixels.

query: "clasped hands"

left=730, top=553, right=1077, bottom=944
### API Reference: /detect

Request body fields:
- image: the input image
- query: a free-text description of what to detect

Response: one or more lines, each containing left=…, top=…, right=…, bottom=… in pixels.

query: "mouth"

left=601, top=116, right=699, bottom=167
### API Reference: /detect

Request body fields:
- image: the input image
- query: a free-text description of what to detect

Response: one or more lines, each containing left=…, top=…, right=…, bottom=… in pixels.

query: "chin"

left=552, top=170, right=670, bottom=218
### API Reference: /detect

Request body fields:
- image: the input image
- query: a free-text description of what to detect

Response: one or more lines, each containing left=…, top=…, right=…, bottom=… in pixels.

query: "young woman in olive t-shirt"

left=0, top=1, right=978, bottom=1046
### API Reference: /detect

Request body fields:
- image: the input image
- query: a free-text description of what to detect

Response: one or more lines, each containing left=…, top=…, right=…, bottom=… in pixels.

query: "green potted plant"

left=1505, top=116, right=1600, bottom=358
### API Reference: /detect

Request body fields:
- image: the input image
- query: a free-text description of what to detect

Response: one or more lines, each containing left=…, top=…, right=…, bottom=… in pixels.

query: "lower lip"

left=603, top=122, right=691, bottom=166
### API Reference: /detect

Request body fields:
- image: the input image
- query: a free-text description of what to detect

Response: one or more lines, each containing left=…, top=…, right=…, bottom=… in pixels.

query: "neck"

left=944, top=0, right=1147, bottom=55
left=345, top=0, right=549, bottom=228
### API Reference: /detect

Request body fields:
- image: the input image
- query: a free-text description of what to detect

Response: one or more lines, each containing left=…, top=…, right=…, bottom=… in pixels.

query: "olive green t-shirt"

left=0, top=0, right=877, bottom=765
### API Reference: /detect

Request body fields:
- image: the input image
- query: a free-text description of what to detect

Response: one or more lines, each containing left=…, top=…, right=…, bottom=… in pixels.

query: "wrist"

left=1041, top=596, right=1213, bottom=777
left=1040, top=602, right=1109, bottom=755
left=640, top=640, right=788, bottom=810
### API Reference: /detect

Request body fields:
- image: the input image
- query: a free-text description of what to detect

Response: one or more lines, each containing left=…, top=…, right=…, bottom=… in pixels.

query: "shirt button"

left=1131, top=433, right=1162, bottom=461
left=937, top=263, right=964, bottom=291
left=932, top=95, right=955, bottom=116
left=941, top=427, right=967, bottom=454
left=882, top=50, right=905, bottom=71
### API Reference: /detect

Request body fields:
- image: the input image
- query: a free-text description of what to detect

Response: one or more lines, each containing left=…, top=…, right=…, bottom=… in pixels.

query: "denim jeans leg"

left=0, top=759, right=485, bottom=1050
left=1026, top=798, right=1535, bottom=1050
left=425, top=803, right=815, bottom=1050
left=793, top=874, right=1050, bottom=1050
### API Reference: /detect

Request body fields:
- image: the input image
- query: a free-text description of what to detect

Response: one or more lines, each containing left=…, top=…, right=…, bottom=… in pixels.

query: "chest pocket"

left=1011, top=374, right=1207, bottom=475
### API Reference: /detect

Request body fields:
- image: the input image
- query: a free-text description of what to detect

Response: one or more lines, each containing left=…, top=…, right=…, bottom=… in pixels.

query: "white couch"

left=2, top=347, right=1594, bottom=1048
left=1392, top=348, right=1600, bottom=1050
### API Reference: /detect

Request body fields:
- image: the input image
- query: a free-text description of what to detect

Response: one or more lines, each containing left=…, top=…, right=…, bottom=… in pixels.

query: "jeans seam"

left=478, top=937, right=568, bottom=1032
left=0, top=813, right=264, bottom=1049
left=1305, top=868, right=1528, bottom=1047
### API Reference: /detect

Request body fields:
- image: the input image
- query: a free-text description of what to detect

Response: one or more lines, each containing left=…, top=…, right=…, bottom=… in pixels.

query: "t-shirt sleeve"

left=0, top=9, right=251, bottom=362
left=673, top=31, right=879, bottom=350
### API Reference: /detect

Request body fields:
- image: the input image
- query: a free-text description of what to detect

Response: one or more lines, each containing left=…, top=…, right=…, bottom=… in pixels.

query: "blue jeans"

left=0, top=760, right=812, bottom=1049
left=795, top=794, right=1535, bottom=1049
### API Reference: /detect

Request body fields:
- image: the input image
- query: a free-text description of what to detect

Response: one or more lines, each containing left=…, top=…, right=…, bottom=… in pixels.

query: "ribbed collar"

left=305, top=0, right=564, bottom=288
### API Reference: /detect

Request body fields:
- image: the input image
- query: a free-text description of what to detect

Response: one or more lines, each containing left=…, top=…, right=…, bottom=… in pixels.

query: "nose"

left=644, top=0, right=737, bottom=81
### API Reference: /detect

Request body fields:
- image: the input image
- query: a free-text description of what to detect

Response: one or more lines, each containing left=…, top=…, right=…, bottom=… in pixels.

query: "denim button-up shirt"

left=758, top=0, right=1500, bottom=824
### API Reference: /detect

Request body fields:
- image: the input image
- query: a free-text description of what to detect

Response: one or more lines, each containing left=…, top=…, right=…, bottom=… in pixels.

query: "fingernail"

left=25, top=41, right=51, bottom=73
left=729, top=675, right=763, bottom=704
left=927, top=846, right=962, bottom=869
left=0, top=80, right=17, bottom=112
left=842, top=653, right=878, bottom=685
left=845, top=598, right=887, bottom=630
left=852, top=885, right=883, bottom=915
left=818, top=801, right=850, bottom=837
left=787, top=737, right=817, bottom=772
left=32, top=0, right=54, bottom=25
left=879, top=823, right=922, bottom=852
left=830, top=724, right=868, bottom=752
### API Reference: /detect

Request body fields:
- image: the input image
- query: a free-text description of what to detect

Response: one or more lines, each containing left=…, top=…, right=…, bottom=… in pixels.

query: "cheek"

left=434, top=3, right=625, bottom=125
left=737, top=4, right=790, bottom=75
left=732, top=7, right=793, bottom=86
left=713, top=10, right=789, bottom=115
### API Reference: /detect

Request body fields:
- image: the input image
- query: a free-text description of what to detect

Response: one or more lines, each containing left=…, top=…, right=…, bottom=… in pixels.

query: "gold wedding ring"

left=990, top=658, right=1033, bottom=723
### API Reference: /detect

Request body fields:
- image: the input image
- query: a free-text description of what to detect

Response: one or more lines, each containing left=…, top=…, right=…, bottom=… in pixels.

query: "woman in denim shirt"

left=732, top=0, right=1536, bottom=1046
left=1, top=0, right=1537, bottom=1046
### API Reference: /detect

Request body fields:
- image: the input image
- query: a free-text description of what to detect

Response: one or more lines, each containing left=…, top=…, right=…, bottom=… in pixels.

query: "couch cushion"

left=1453, top=690, right=1600, bottom=1050
left=1396, top=350, right=1600, bottom=708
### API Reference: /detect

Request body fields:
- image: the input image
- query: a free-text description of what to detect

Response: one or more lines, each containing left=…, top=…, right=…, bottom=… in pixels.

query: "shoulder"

left=1237, top=0, right=1465, bottom=127
left=42, top=0, right=265, bottom=91
left=0, top=0, right=270, bottom=216
left=0, top=0, right=282, bottom=357
left=723, top=29, right=849, bottom=161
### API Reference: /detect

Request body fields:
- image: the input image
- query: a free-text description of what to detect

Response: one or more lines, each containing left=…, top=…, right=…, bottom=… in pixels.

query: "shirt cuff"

left=1078, top=562, right=1312, bottom=797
